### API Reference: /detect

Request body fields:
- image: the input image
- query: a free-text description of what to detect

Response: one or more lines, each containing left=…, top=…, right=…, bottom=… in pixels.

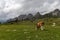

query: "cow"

left=36, top=21, right=44, bottom=30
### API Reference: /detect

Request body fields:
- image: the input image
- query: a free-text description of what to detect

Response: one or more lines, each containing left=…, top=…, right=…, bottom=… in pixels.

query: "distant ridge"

left=4, top=9, right=60, bottom=23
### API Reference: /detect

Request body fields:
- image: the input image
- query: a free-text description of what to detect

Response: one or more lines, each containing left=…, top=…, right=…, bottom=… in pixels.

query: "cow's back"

left=37, top=21, right=44, bottom=26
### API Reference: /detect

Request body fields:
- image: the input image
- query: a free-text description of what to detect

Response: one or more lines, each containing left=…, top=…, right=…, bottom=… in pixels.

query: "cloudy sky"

left=0, top=0, right=60, bottom=22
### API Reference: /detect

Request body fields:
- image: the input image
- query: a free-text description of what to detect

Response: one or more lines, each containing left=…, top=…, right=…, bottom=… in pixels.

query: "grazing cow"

left=36, top=21, right=44, bottom=30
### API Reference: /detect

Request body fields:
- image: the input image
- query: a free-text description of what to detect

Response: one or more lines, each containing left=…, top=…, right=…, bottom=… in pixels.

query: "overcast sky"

left=0, top=0, right=60, bottom=22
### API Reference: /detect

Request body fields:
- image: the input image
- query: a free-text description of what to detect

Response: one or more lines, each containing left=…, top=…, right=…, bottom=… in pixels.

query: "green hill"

left=0, top=18, right=60, bottom=40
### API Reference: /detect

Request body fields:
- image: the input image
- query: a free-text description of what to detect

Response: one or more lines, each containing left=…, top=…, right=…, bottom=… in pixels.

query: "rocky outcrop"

left=34, top=12, right=42, bottom=19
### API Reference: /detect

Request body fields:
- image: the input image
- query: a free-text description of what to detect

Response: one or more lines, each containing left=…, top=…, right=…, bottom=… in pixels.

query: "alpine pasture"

left=0, top=18, right=60, bottom=40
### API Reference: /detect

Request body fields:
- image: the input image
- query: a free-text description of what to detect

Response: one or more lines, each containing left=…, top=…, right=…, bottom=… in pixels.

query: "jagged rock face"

left=7, top=17, right=18, bottom=23
left=23, top=14, right=35, bottom=21
left=27, top=14, right=34, bottom=20
left=43, top=9, right=60, bottom=18
left=54, top=9, right=59, bottom=12
left=17, top=14, right=34, bottom=21
left=52, top=9, right=60, bottom=16
left=18, top=15, right=26, bottom=21
left=7, top=19, right=14, bottom=22
left=6, top=14, right=34, bottom=23
left=34, top=12, right=42, bottom=19
left=43, top=12, right=52, bottom=18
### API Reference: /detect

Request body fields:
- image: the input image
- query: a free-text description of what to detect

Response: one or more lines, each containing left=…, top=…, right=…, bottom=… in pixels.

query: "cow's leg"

left=40, top=26, right=44, bottom=30
left=37, top=26, right=40, bottom=30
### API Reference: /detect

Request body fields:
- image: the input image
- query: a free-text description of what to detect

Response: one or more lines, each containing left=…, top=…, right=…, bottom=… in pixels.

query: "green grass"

left=0, top=18, right=60, bottom=40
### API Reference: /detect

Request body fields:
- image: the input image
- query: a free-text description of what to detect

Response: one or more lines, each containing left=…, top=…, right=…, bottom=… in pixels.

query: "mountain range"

left=5, top=9, right=60, bottom=23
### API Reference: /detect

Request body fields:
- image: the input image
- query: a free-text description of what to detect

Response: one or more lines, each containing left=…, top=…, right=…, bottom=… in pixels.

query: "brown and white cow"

left=36, top=21, right=44, bottom=30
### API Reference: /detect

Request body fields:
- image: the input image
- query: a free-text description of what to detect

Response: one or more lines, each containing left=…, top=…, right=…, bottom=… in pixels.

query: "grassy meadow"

left=0, top=18, right=60, bottom=40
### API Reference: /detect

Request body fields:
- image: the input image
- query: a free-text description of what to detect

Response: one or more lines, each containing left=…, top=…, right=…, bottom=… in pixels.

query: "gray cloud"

left=0, top=0, right=60, bottom=22
left=20, top=0, right=60, bottom=14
